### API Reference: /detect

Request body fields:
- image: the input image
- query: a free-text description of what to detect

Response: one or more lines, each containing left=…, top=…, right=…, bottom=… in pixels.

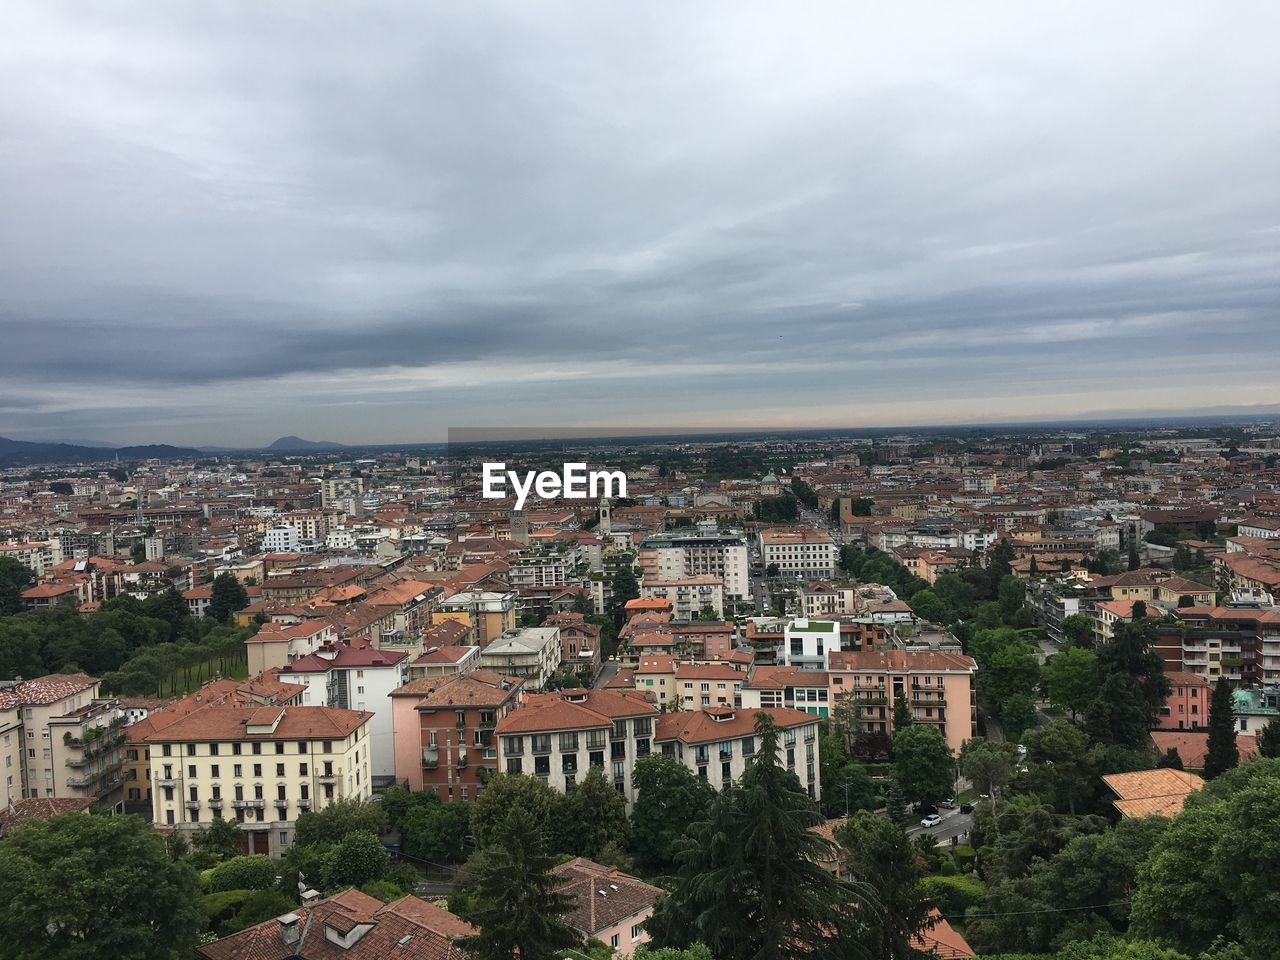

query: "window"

left=506, top=758, right=523, bottom=774
left=209, top=743, right=220, bottom=756
left=186, top=744, right=196, bottom=756
left=632, top=924, right=643, bottom=941
left=233, top=764, right=243, bottom=777
left=559, top=732, right=578, bottom=752
left=297, top=741, right=308, bottom=754
left=300, top=763, right=308, bottom=776
left=253, top=764, right=262, bottom=777
left=187, top=765, right=196, bottom=778
left=210, top=764, right=219, bottom=778
left=611, top=936, right=619, bottom=949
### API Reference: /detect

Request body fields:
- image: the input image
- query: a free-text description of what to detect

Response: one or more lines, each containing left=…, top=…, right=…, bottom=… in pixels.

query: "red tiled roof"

left=655, top=706, right=817, bottom=744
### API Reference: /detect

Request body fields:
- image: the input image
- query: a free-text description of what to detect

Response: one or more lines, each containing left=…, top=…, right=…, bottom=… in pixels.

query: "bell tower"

left=598, top=498, right=612, bottom=538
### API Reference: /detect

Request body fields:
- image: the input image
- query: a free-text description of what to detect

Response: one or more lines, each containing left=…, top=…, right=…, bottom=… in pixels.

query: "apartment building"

left=1154, top=603, right=1280, bottom=685
left=277, top=642, right=408, bottom=779
left=246, top=620, right=336, bottom=674
left=496, top=689, right=659, bottom=805
left=639, top=576, right=725, bottom=620
left=320, top=476, right=365, bottom=513
left=759, top=527, right=838, bottom=580
left=553, top=858, right=661, bottom=954
left=655, top=705, right=822, bottom=800
left=1157, top=672, right=1211, bottom=730
left=741, top=666, right=832, bottom=718
left=638, top=532, right=750, bottom=600
left=776, top=619, right=842, bottom=670
left=435, top=591, right=518, bottom=646
left=0, top=674, right=126, bottom=810
left=543, top=611, right=603, bottom=678
left=407, top=643, right=480, bottom=681
left=478, top=627, right=562, bottom=691
left=673, top=662, right=744, bottom=710
left=827, top=649, right=977, bottom=752
left=390, top=671, right=524, bottom=799
left=0, top=540, right=64, bottom=576
left=144, top=703, right=374, bottom=858
left=798, top=581, right=857, bottom=618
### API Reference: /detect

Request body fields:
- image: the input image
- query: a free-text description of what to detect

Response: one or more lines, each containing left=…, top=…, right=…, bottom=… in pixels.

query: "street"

left=906, top=806, right=973, bottom=845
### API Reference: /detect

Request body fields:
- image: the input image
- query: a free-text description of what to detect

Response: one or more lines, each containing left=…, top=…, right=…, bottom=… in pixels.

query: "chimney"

left=277, top=913, right=302, bottom=945
left=301, top=888, right=321, bottom=905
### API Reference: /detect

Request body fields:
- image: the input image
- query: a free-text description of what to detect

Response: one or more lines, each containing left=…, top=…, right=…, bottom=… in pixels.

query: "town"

left=1, top=425, right=1277, bottom=959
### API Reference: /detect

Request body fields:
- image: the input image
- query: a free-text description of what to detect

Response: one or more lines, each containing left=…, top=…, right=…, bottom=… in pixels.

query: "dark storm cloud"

left=1, top=1, right=1278, bottom=444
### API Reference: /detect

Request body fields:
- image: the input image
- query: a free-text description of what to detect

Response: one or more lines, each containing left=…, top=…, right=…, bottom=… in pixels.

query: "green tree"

left=207, top=854, right=278, bottom=892
left=891, top=694, right=913, bottom=732
left=207, top=572, right=249, bottom=624
left=959, top=739, right=1018, bottom=810
left=1203, top=680, right=1238, bottom=779
left=1062, top=613, right=1096, bottom=647
left=634, top=946, right=714, bottom=960
left=630, top=754, right=715, bottom=867
left=470, top=773, right=566, bottom=850
left=563, top=766, right=629, bottom=857
left=0, top=812, right=201, bottom=960
left=192, top=816, right=241, bottom=861
left=400, top=800, right=471, bottom=863
left=294, top=797, right=387, bottom=849
left=884, top=778, right=909, bottom=827
left=325, top=830, right=390, bottom=889
left=834, top=811, right=933, bottom=959
left=1258, top=717, right=1280, bottom=758
left=1157, top=747, right=1185, bottom=770
left=458, top=809, right=581, bottom=960
left=647, top=714, right=876, bottom=960
left=609, top=561, right=640, bottom=626
left=0, top=557, right=35, bottom=616
left=891, top=724, right=954, bottom=807
left=1043, top=646, right=1098, bottom=720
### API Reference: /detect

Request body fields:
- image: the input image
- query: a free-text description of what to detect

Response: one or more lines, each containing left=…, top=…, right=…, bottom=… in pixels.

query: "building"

left=759, top=527, right=838, bottom=580
left=262, top=525, right=301, bottom=553
left=197, top=888, right=473, bottom=960
left=552, top=857, right=662, bottom=954
left=277, top=642, right=409, bottom=779
left=435, top=591, right=518, bottom=646
left=777, top=619, right=842, bottom=670
left=826, top=649, right=977, bottom=753
left=1156, top=672, right=1211, bottom=730
left=543, top=611, right=603, bottom=678
left=496, top=688, right=659, bottom=804
left=320, top=476, right=365, bottom=513
left=144, top=703, right=373, bottom=857
left=0, top=541, right=64, bottom=576
left=638, top=531, right=750, bottom=600
left=1102, top=768, right=1204, bottom=818
left=246, top=620, right=336, bottom=674
left=741, top=666, right=832, bottom=718
left=655, top=705, right=822, bottom=799
left=478, top=627, right=562, bottom=691
left=799, top=581, right=857, bottom=618
left=0, top=796, right=93, bottom=837
left=639, top=576, right=725, bottom=620
left=407, top=644, right=480, bottom=680
left=390, top=671, right=524, bottom=798
left=0, top=674, right=126, bottom=810
left=673, top=662, right=744, bottom=710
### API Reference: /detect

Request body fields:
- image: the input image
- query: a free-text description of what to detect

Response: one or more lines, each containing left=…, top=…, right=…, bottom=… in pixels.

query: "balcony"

left=156, top=777, right=177, bottom=787
left=66, top=775, right=92, bottom=788
left=421, top=755, right=439, bottom=770
left=184, top=800, right=201, bottom=810
left=297, top=798, right=311, bottom=809
left=317, top=775, right=337, bottom=785
left=208, top=799, right=223, bottom=810
left=65, top=756, right=89, bottom=769
left=231, top=799, right=266, bottom=809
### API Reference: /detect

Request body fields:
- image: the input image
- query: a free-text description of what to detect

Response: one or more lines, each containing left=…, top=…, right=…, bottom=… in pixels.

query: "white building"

left=638, top=532, right=750, bottom=600
left=759, top=527, right=838, bottom=580
left=479, top=627, right=563, bottom=691
left=262, top=526, right=300, bottom=553
left=777, top=618, right=842, bottom=670
left=0, top=541, right=63, bottom=576
left=277, top=642, right=408, bottom=779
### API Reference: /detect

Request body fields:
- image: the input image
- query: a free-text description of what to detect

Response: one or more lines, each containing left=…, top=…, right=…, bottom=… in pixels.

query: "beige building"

left=478, top=627, right=562, bottom=691
left=0, top=674, right=125, bottom=810
left=435, top=591, right=518, bottom=646
left=640, top=576, right=725, bottom=620
left=799, top=581, right=858, bottom=618
left=246, top=619, right=336, bottom=674
left=0, top=540, right=64, bottom=576
left=144, top=703, right=373, bottom=857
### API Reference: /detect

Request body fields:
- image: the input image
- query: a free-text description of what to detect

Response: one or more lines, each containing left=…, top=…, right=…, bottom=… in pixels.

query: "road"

left=906, top=807, right=973, bottom=845
left=594, top=659, right=622, bottom=688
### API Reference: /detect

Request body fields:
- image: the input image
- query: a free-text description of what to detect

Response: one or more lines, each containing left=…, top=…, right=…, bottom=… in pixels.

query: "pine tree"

left=885, top=777, right=909, bottom=826
left=1156, top=747, right=1184, bottom=770
left=1259, top=718, right=1280, bottom=759
left=646, top=714, right=876, bottom=960
left=892, top=694, right=913, bottom=734
left=1203, top=680, right=1238, bottom=779
left=458, top=808, right=581, bottom=960
left=1128, top=544, right=1141, bottom=571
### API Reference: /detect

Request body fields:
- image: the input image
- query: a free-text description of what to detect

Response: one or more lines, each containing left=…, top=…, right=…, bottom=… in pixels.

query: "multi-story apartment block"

left=320, top=476, right=365, bottom=513
left=390, top=671, right=524, bottom=799
left=277, top=642, right=408, bottom=779
left=638, top=532, right=750, bottom=600
left=673, top=663, right=744, bottom=710
left=639, top=576, right=725, bottom=620
left=478, top=627, right=562, bottom=691
left=0, top=674, right=126, bottom=810
left=741, top=666, right=832, bottom=718
left=508, top=553, right=574, bottom=589
left=826, top=650, right=977, bottom=753
left=654, top=705, right=822, bottom=800
left=759, top=527, right=838, bottom=580
left=144, top=703, right=373, bottom=858
left=798, top=581, right=857, bottom=618
left=1153, top=602, right=1280, bottom=685
left=262, top=525, right=300, bottom=553
left=496, top=689, right=659, bottom=804
left=246, top=620, right=336, bottom=674
left=0, top=540, right=64, bottom=576
left=543, top=611, right=603, bottom=678
left=435, top=591, right=518, bottom=646
left=1157, top=672, right=1211, bottom=730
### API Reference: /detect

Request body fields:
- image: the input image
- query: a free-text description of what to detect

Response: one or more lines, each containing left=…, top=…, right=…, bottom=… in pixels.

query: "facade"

left=496, top=689, right=659, bottom=805
left=638, top=532, right=750, bottom=600
left=478, top=627, right=562, bottom=690
left=262, top=525, right=301, bottom=553
left=389, top=671, right=523, bottom=798
left=1156, top=671, right=1210, bottom=730
left=799, top=581, right=858, bottom=618
left=277, top=642, right=409, bottom=779
left=543, top=611, right=603, bottom=678
left=435, top=591, right=518, bottom=646
left=553, top=858, right=661, bottom=954
left=0, top=541, right=64, bottom=576
left=655, top=705, right=822, bottom=799
left=741, top=666, right=832, bottom=718
left=673, top=663, right=744, bottom=710
left=144, top=703, right=374, bottom=858
left=639, top=576, right=725, bottom=620
left=759, top=527, right=838, bottom=580
left=826, top=649, right=977, bottom=753
left=246, top=620, right=336, bottom=674
left=777, top=619, right=842, bottom=670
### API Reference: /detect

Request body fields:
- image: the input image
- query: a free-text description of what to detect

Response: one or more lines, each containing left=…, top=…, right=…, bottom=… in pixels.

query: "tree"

left=326, top=831, right=390, bottom=890
left=208, top=572, right=249, bottom=624
left=609, top=562, right=640, bottom=626
left=1043, top=646, right=1098, bottom=719
left=400, top=800, right=471, bottom=863
left=834, top=812, right=934, bottom=960
left=630, top=754, right=715, bottom=867
left=1128, top=544, right=1142, bottom=571
left=193, top=816, right=242, bottom=861
left=647, top=714, right=876, bottom=960
left=295, top=797, right=387, bottom=849
left=884, top=778, right=909, bottom=826
left=470, top=773, right=566, bottom=850
left=562, top=766, right=629, bottom=858
left=891, top=724, right=953, bottom=807
left=458, top=808, right=581, bottom=960
left=207, top=854, right=278, bottom=892
left=1062, top=613, right=1096, bottom=648
left=1157, top=747, right=1184, bottom=770
left=1258, top=718, right=1280, bottom=759
left=891, top=694, right=913, bottom=733
left=0, top=812, right=201, bottom=960
left=1087, top=623, right=1171, bottom=748
left=959, top=740, right=1018, bottom=809
left=0, top=557, right=35, bottom=616
left=1203, top=681, right=1238, bottom=780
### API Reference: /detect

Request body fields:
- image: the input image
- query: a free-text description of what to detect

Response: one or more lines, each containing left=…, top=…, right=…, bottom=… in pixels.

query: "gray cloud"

left=1, top=1, right=1278, bottom=445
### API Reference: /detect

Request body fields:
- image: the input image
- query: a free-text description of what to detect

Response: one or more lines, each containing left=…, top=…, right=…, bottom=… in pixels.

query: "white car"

left=920, top=814, right=942, bottom=828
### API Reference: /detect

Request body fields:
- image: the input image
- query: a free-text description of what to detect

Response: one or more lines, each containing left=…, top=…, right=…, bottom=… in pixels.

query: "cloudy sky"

left=2, top=2, right=1278, bottom=446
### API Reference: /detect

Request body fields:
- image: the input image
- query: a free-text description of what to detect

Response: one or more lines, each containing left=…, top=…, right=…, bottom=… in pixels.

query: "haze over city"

left=3, top=1, right=1279, bottom=446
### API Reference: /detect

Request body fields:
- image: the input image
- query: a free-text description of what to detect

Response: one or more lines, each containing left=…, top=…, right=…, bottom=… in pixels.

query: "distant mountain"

left=0, top=436, right=204, bottom=466
left=265, top=435, right=347, bottom=452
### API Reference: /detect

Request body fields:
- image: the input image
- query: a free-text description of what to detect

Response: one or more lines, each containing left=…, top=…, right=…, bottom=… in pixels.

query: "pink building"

left=552, top=857, right=661, bottom=954
left=1157, top=671, right=1211, bottom=730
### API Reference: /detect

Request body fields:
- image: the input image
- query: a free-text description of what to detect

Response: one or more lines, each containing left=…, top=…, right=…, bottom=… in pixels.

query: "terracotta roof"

left=745, top=666, right=828, bottom=689
left=197, top=888, right=474, bottom=960
left=552, top=858, right=661, bottom=936
left=8, top=673, right=98, bottom=706
left=655, top=706, right=817, bottom=744
left=912, top=910, right=976, bottom=958
left=278, top=643, right=407, bottom=674
left=496, top=689, right=657, bottom=734
left=1150, top=731, right=1259, bottom=770
left=412, top=645, right=477, bottom=666
left=247, top=619, right=332, bottom=643
left=673, top=663, right=743, bottom=681
left=1102, top=768, right=1205, bottom=817
left=143, top=704, right=371, bottom=744
left=827, top=650, right=975, bottom=673
left=392, top=671, right=523, bottom=709
left=0, top=797, right=93, bottom=835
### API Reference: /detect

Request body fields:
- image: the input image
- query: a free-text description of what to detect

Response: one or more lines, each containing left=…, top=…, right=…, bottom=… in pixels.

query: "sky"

left=2, top=2, right=1278, bottom=447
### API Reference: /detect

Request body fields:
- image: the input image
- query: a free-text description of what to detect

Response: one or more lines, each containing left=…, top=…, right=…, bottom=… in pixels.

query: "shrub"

left=207, top=855, right=278, bottom=893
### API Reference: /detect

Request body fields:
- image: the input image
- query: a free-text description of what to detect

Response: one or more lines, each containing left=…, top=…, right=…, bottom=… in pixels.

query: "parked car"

left=920, top=814, right=943, bottom=828
left=939, top=798, right=956, bottom=808
left=959, top=803, right=975, bottom=814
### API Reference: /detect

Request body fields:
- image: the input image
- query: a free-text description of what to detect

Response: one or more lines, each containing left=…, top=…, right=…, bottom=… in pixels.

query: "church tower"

left=598, top=498, right=612, bottom=538
left=510, top=508, right=529, bottom=545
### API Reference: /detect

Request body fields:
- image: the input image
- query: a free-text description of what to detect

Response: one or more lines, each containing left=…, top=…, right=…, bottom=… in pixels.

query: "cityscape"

left=3, top=3, right=1280, bottom=960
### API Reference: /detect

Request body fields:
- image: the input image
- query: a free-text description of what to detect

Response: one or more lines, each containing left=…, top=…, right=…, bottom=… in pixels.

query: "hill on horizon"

left=0, top=436, right=204, bottom=467
left=265, top=435, right=347, bottom=451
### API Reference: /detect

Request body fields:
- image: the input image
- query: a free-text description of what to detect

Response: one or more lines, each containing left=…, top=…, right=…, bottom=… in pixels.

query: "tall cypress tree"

left=1203, top=680, right=1238, bottom=780
left=646, top=714, right=877, bottom=960
left=1259, top=718, right=1280, bottom=759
